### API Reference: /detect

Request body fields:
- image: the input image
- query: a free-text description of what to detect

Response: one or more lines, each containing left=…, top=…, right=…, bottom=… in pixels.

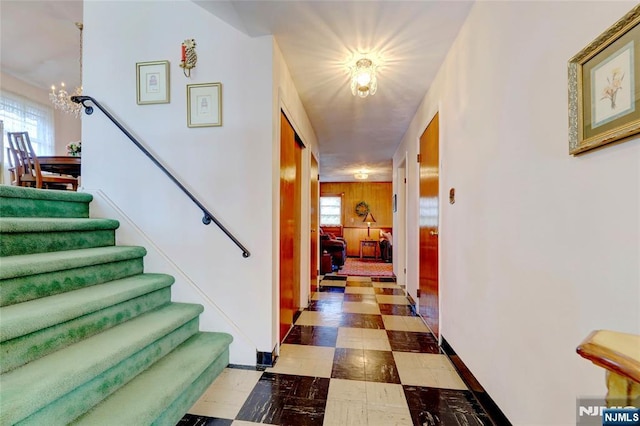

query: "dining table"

left=38, top=156, right=81, bottom=177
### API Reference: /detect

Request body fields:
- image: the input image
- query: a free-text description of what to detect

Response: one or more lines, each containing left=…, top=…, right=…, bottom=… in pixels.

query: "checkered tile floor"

left=179, top=275, right=491, bottom=425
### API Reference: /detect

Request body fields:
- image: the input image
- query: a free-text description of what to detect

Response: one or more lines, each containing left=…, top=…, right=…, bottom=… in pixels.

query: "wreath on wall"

left=355, top=201, right=370, bottom=217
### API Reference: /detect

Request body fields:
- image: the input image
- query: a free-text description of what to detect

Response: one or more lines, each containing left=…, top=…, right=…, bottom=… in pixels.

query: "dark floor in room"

left=179, top=274, right=492, bottom=425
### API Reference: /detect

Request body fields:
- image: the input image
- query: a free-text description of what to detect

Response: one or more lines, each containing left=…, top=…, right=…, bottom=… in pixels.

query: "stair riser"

left=0, top=230, right=115, bottom=256
left=1, top=258, right=144, bottom=307
left=1, top=288, right=172, bottom=374
left=154, top=349, right=229, bottom=426
left=17, top=318, right=200, bottom=426
left=0, top=198, right=89, bottom=219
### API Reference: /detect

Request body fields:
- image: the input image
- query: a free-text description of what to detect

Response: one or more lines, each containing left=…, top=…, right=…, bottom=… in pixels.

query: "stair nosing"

left=0, top=185, right=93, bottom=203
left=0, top=273, right=176, bottom=342
left=0, top=217, right=120, bottom=233
left=0, top=246, right=147, bottom=279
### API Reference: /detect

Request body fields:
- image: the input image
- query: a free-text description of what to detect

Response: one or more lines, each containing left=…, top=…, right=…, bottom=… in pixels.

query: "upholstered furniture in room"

left=319, top=227, right=346, bottom=269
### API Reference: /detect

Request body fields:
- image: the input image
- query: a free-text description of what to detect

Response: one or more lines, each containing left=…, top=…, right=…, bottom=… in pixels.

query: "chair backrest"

left=7, top=132, right=42, bottom=187
left=6, top=147, right=18, bottom=185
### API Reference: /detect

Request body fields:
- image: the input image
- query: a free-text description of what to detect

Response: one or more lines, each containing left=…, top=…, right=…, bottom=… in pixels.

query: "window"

left=320, top=195, right=342, bottom=225
left=1, top=91, right=54, bottom=157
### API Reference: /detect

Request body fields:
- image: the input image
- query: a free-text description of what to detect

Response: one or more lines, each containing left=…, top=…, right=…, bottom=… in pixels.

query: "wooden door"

left=310, top=154, right=319, bottom=285
left=280, top=112, right=302, bottom=342
left=419, top=113, right=440, bottom=337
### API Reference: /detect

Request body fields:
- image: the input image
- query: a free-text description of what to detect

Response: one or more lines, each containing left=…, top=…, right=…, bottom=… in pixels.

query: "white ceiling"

left=1, top=0, right=473, bottom=182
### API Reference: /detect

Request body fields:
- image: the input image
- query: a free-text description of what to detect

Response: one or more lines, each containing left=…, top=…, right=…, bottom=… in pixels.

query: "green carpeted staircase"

left=0, top=185, right=233, bottom=425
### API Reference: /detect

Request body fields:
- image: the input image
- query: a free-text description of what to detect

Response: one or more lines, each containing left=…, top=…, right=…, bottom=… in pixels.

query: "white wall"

left=83, top=0, right=277, bottom=365
left=0, top=72, right=81, bottom=154
left=394, top=2, right=640, bottom=424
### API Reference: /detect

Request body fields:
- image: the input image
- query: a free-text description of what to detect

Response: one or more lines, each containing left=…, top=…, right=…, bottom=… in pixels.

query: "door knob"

left=429, top=230, right=439, bottom=236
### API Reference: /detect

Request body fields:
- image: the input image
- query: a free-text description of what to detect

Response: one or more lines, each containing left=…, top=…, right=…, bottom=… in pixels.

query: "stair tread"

left=0, top=246, right=147, bottom=279
left=0, top=273, right=175, bottom=342
left=0, top=217, right=119, bottom=233
left=0, top=185, right=93, bottom=203
left=0, top=303, right=204, bottom=425
left=73, top=331, right=233, bottom=426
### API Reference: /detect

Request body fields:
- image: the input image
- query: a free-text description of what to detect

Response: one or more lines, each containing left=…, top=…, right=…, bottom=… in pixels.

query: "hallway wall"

left=394, top=2, right=639, bottom=424
left=82, top=1, right=276, bottom=365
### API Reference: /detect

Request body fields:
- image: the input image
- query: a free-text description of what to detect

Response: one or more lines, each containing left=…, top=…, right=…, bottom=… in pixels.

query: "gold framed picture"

left=568, top=5, right=640, bottom=155
left=187, top=83, right=222, bottom=128
left=136, top=61, right=170, bottom=105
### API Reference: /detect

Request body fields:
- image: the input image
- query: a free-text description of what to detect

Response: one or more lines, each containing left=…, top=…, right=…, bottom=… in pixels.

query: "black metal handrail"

left=72, top=95, right=251, bottom=258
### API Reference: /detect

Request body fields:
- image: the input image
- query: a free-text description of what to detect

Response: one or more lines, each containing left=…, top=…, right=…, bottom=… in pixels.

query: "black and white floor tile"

left=179, top=274, right=492, bottom=425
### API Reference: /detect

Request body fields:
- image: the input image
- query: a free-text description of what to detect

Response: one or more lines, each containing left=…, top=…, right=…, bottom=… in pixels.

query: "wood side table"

left=321, top=253, right=333, bottom=274
left=359, top=240, right=378, bottom=259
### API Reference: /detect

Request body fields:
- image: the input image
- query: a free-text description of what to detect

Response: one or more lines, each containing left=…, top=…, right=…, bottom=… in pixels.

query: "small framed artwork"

left=136, top=61, right=170, bottom=105
left=187, top=83, right=222, bottom=127
left=568, top=5, right=640, bottom=155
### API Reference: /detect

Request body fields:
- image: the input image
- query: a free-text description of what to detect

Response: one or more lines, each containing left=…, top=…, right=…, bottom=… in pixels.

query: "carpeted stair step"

left=72, top=331, right=233, bottom=426
left=0, top=185, right=92, bottom=218
left=0, top=273, right=175, bottom=373
left=0, top=217, right=119, bottom=256
left=0, top=246, right=147, bottom=306
left=0, top=303, right=205, bottom=425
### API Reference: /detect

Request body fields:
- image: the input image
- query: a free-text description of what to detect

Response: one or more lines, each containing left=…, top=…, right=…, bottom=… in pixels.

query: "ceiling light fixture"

left=50, top=22, right=83, bottom=118
left=354, top=172, right=369, bottom=180
left=350, top=58, right=377, bottom=98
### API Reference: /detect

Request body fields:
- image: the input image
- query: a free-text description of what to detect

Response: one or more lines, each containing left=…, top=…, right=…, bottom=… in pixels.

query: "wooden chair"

left=6, top=147, right=18, bottom=186
left=7, top=132, right=78, bottom=191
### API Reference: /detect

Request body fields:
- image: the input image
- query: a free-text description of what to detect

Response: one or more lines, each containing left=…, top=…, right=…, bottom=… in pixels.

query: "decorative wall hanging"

left=136, top=61, right=170, bottom=105
left=354, top=201, right=370, bottom=217
left=180, top=39, right=198, bottom=77
left=568, top=5, right=640, bottom=155
left=187, top=82, right=222, bottom=127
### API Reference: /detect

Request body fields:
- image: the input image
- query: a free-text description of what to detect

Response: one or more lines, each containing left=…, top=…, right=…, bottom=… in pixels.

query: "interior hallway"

left=180, top=274, right=491, bottom=425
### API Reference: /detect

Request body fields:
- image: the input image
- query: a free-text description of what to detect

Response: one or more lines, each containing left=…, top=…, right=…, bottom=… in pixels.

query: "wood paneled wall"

left=321, top=182, right=392, bottom=257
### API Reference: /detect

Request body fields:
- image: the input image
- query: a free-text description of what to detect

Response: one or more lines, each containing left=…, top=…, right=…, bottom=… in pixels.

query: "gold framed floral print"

left=568, top=5, right=640, bottom=155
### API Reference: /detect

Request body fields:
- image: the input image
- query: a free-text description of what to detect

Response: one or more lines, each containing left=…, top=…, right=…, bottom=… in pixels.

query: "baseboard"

left=256, top=346, right=277, bottom=368
left=441, top=337, right=512, bottom=426
left=406, top=294, right=417, bottom=310
left=293, top=309, right=303, bottom=324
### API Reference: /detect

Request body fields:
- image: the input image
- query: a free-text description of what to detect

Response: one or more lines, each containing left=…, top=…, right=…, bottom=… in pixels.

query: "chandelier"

left=50, top=22, right=83, bottom=118
left=350, top=58, right=377, bottom=98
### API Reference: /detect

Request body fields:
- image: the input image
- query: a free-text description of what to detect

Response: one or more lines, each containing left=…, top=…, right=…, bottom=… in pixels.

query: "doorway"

left=396, top=156, right=407, bottom=288
left=418, top=113, right=440, bottom=338
left=310, top=154, right=319, bottom=288
left=279, top=111, right=302, bottom=342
